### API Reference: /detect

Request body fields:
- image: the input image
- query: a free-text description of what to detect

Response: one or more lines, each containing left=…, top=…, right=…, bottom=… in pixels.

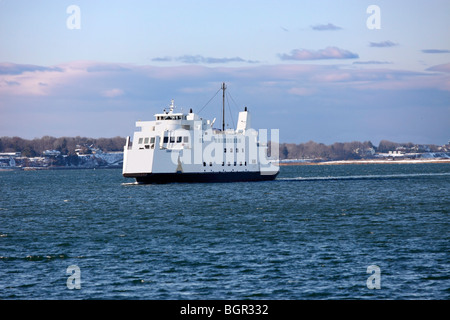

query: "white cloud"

left=311, top=23, right=342, bottom=31
left=101, top=88, right=124, bottom=98
left=152, top=55, right=259, bottom=64
left=288, top=87, right=317, bottom=96
left=279, top=47, right=359, bottom=61
left=1, top=61, right=449, bottom=143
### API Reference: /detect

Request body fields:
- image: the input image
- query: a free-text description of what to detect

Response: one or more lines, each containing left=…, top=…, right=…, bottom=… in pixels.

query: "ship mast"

left=221, top=82, right=226, bottom=131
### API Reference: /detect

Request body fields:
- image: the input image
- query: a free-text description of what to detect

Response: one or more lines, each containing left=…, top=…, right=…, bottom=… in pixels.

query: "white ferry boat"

left=122, top=83, right=279, bottom=183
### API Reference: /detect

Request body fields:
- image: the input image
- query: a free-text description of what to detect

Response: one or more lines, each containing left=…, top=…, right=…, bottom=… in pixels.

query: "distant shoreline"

left=1, top=158, right=449, bottom=172
left=279, top=159, right=450, bottom=166
left=0, top=166, right=121, bottom=172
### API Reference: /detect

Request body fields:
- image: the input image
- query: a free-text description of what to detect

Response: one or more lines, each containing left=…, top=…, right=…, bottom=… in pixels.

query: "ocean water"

left=0, top=163, right=449, bottom=300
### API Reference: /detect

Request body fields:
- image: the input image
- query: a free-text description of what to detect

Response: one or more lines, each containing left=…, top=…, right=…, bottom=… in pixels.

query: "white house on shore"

left=43, top=150, right=61, bottom=156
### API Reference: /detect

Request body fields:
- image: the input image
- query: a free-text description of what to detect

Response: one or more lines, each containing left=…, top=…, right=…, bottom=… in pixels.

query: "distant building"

left=0, top=152, right=21, bottom=157
left=0, top=153, right=18, bottom=167
left=388, top=150, right=404, bottom=156
left=43, top=150, right=61, bottom=156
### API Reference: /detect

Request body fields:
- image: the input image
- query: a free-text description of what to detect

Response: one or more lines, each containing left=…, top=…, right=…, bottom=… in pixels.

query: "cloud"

left=427, top=63, right=450, bottom=73
left=0, top=63, right=62, bottom=75
left=278, top=47, right=359, bottom=61
left=0, top=63, right=68, bottom=96
left=0, top=61, right=132, bottom=97
left=1, top=61, right=449, bottom=144
left=353, top=61, right=392, bottom=65
left=5, top=80, right=20, bottom=86
left=369, top=41, right=398, bottom=48
left=311, top=23, right=342, bottom=31
left=152, top=55, right=259, bottom=64
left=422, top=49, right=450, bottom=54
left=86, top=64, right=131, bottom=73
left=151, top=56, right=172, bottom=62
left=101, top=88, right=125, bottom=98
left=2, top=61, right=442, bottom=101
left=288, top=87, right=317, bottom=96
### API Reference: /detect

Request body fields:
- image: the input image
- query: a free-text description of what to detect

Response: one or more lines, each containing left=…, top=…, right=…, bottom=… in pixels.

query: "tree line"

left=276, top=140, right=445, bottom=160
left=0, top=136, right=126, bottom=157
left=0, top=136, right=445, bottom=160
left=275, top=141, right=375, bottom=160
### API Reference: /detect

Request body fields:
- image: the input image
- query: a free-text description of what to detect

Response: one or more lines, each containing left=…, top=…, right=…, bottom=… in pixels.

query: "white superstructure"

left=122, top=83, right=279, bottom=183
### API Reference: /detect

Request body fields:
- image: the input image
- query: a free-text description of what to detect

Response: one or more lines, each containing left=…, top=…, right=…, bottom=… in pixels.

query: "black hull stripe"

left=123, top=171, right=278, bottom=184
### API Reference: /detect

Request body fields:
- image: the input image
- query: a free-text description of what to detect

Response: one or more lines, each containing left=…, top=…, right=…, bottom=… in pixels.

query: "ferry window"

left=222, top=162, right=224, bottom=166
left=138, top=138, right=143, bottom=144
left=203, top=162, right=206, bottom=167
left=234, top=162, right=236, bottom=166
left=152, top=126, right=155, bottom=131
left=240, top=162, right=242, bottom=166
left=245, top=161, right=247, bottom=166
left=224, top=148, right=227, bottom=153
left=236, top=148, right=239, bottom=153
left=209, top=162, right=212, bottom=166
left=177, top=136, right=182, bottom=143
left=150, top=137, right=155, bottom=144
left=230, top=148, right=233, bottom=153
left=170, top=137, right=175, bottom=143
left=163, top=137, right=168, bottom=143
left=183, top=136, right=189, bottom=143
left=144, top=137, right=149, bottom=144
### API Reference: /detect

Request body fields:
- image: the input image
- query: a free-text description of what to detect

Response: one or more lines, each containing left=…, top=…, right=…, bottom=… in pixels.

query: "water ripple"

left=1, top=164, right=449, bottom=299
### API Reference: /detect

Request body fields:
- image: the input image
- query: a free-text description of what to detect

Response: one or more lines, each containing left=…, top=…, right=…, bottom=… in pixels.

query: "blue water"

left=1, top=164, right=449, bottom=299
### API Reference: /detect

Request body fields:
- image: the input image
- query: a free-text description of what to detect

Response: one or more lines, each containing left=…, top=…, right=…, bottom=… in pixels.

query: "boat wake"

left=121, top=182, right=142, bottom=186
left=277, top=172, right=450, bottom=182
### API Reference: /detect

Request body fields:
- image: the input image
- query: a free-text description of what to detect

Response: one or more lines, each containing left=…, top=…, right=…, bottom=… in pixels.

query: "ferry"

left=122, top=83, right=279, bottom=183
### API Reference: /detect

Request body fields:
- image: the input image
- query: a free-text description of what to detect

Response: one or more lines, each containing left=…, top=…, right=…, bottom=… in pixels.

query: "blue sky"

left=1, top=0, right=449, bottom=144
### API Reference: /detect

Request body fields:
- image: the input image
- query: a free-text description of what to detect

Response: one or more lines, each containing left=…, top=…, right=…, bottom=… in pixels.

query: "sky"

left=0, top=0, right=449, bottom=145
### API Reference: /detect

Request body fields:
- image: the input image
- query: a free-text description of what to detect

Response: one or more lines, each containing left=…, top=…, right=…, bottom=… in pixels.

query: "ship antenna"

left=221, top=82, right=226, bottom=131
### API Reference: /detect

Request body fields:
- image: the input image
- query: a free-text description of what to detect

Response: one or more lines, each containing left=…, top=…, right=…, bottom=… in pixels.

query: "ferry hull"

left=123, top=171, right=278, bottom=184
